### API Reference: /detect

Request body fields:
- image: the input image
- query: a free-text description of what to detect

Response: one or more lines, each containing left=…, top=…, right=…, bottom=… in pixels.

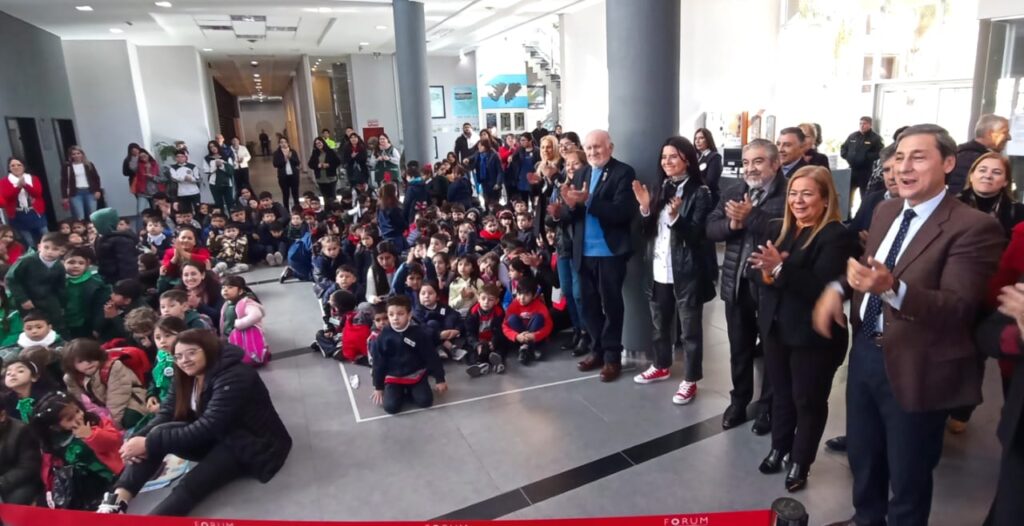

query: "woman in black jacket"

left=471, top=139, right=504, bottom=210
left=272, top=137, right=302, bottom=210
left=98, top=329, right=291, bottom=516
left=308, top=137, right=341, bottom=201
left=693, top=128, right=723, bottom=206
left=958, top=152, right=1023, bottom=239
left=631, top=136, right=715, bottom=403
left=748, top=165, right=855, bottom=492
left=62, top=145, right=103, bottom=220
left=340, top=133, right=370, bottom=188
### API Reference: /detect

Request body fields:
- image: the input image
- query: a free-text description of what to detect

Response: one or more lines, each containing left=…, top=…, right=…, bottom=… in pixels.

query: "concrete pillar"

left=606, top=0, right=681, bottom=353
left=392, top=0, right=432, bottom=165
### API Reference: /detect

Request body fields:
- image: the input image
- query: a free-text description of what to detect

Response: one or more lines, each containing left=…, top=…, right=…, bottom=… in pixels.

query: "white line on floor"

left=338, top=361, right=600, bottom=424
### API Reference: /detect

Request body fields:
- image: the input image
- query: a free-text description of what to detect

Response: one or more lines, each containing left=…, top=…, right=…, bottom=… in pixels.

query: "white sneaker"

left=96, top=492, right=127, bottom=514
left=451, top=348, right=469, bottom=362
left=672, top=381, right=698, bottom=405
left=265, top=253, right=275, bottom=265
left=633, top=365, right=671, bottom=384
left=438, top=348, right=449, bottom=359
left=235, top=263, right=249, bottom=273
left=213, top=262, right=228, bottom=274
left=349, top=374, right=360, bottom=389
left=274, top=252, right=284, bottom=265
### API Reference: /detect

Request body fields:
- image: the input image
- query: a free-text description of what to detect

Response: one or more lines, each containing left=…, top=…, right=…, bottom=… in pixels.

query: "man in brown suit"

left=814, top=124, right=1004, bottom=526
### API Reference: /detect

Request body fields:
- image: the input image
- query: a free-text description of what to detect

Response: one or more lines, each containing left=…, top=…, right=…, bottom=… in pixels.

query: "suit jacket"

left=850, top=194, right=1003, bottom=412
left=779, top=158, right=808, bottom=179
left=754, top=221, right=855, bottom=348
left=555, top=157, right=638, bottom=270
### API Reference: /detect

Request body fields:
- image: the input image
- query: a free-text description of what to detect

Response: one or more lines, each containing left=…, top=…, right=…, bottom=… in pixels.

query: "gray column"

left=606, top=0, right=680, bottom=354
left=392, top=0, right=432, bottom=165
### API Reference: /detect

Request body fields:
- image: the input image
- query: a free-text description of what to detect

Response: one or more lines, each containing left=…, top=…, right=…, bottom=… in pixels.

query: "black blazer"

left=753, top=221, right=855, bottom=348
left=554, top=157, right=638, bottom=270
left=307, top=147, right=341, bottom=178
left=272, top=148, right=301, bottom=179
left=779, top=158, right=808, bottom=179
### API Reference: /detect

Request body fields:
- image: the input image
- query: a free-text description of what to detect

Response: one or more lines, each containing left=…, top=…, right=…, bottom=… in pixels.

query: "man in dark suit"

left=706, top=138, right=784, bottom=433
left=815, top=124, right=1004, bottom=526
left=553, top=130, right=637, bottom=382
left=454, top=122, right=476, bottom=166
left=776, top=127, right=808, bottom=179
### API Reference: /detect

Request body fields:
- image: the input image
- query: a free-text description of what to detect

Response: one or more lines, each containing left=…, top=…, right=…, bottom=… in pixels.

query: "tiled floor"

left=127, top=159, right=1004, bottom=522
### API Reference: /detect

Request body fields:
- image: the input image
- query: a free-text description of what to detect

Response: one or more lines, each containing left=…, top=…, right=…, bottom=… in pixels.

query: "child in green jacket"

left=7, top=233, right=67, bottom=335
left=62, top=246, right=111, bottom=339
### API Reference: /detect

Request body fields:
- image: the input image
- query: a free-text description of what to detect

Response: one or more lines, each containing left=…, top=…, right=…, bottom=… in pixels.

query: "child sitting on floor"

left=158, top=289, right=211, bottom=330
left=3, top=359, right=53, bottom=422
left=502, top=274, right=553, bottom=365
left=63, top=246, right=111, bottom=339
left=62, top=338, right=149, bottom=431
left=413, top=281, right=466, bottom=362
left=371, top=295, right=447, bottom=415
left=220, top=276, right=269, bottom=366
left=464, top=284, right=507, bottom=377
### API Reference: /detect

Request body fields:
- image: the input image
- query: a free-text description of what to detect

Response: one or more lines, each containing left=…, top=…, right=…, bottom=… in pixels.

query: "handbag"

left=49, top=464, right=76, bottom=509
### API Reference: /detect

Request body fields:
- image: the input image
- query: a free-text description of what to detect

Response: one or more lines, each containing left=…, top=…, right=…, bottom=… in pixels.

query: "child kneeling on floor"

left=371, top=295, right=447, bottom=415
left=502, top=274, right=553, bottom=365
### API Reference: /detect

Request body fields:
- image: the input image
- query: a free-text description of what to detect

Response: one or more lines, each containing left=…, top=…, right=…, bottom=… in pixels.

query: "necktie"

left=749, top=188, right=764, bottom=206
left=859, top=209, right=917, bottom=338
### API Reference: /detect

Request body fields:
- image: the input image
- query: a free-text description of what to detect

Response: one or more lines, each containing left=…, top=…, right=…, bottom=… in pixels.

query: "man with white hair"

left=551, top=130, right=638, bottom=382
left=947, top=113, right=1011, bottom=195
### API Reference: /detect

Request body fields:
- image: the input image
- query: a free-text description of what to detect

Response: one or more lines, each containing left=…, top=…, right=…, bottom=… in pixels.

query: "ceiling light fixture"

left=109, top=28, right=124, bottom=34
left=250, top=60, right=259, bottom=66
left=359, top=42, right=370, bottom=46
left=75, top=5, right=93, bottom=11
left=376, top=25, right=387, bottom=30
left=154, top=1, right=172, bottom=7
left=253, top=73, right=260, bottom=78
left=202, top=48, right=213, bottom=52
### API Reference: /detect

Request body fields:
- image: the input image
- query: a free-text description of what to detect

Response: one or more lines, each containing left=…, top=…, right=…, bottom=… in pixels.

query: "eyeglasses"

left=173, top=349, right=201, bottom=363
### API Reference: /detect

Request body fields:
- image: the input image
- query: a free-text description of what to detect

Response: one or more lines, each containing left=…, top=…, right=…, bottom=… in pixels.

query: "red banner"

left=0, top=505, right=773, bottom=526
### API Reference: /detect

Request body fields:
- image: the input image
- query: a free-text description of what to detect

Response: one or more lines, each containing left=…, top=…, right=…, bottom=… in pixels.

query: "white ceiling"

left=0, top=0, right=590, bottom=95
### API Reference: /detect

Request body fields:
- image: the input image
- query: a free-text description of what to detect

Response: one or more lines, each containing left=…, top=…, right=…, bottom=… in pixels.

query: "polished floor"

left=126, top=158, right=1003, bottom=522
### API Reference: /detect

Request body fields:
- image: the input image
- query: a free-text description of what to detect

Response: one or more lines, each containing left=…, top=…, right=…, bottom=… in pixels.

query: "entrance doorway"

left=6, top=117, right=58, bottom=227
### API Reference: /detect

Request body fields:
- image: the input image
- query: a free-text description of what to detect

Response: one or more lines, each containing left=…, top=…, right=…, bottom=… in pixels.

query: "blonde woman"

left=798, top=123, right=829, bottom=169
left=61, top=145, right=102, bottom=220
left=748, top=165, right=856, bottom=492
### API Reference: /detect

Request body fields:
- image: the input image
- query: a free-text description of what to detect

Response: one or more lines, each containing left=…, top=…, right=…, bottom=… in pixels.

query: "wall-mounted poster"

left=485, top=113, right=497, bottom=130
left=429, top=86, right=446, bottom=119
left=500, top=112, right=512, bottom=132
left=481, top=74, right=528, bottom=110
left=514, top=112, right=525, bottom=131
left=527, top=85, right=546, bottom=110
left=452, top=85, right=478, bottom=118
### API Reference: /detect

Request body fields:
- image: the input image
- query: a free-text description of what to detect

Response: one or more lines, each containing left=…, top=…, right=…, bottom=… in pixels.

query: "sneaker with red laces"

left=633, top=365, right=671, bottom=384
left=672, top=381, right=697, bottom=405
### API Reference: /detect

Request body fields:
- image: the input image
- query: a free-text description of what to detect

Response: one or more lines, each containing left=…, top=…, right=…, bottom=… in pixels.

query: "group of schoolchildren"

left=288, top=175, right=564, bottom=415
left=0, top=190, right=278, bottom=510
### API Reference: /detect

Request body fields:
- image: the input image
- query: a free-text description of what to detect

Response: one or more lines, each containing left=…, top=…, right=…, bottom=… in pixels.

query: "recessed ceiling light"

left=202, top=48, right=213, bottom=52
left=250, top=60, right=259, bottom=66
left=359, top=42, right=370, bottom=46
left=375, top=25, right=387, bottom=30
left=154, top=1, right=172, bottom=7
left=253, top=73, right=260, bottom=78
left=75, top=5, right=93, bottom=11
left=109, top=28, right=124, bottom=34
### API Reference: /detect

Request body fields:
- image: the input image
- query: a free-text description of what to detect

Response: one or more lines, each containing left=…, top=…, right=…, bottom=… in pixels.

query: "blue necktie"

left=860, top=209, right=917, bottom=337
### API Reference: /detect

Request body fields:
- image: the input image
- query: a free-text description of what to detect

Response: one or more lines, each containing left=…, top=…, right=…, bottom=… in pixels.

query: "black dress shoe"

left=722, top=404, right=747, bottom=429
left=785, top=462, right=809, bottom=492
left=825, top=435, right=847, bottom=452
left=571, top=333, right=591, bottom=357
left=758, top=449, right=790, bottom=474
left=561, top=330, right=581, bottom=351
left=751, top=410, right=772, bottom=435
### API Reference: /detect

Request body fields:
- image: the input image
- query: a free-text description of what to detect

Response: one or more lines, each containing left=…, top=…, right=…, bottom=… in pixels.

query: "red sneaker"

left=633, top=365, right=671, bottom=384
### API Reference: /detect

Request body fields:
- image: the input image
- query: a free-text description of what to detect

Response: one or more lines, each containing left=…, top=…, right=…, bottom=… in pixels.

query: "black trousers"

left=383, top=376, right=434, bottom=415
left=317, top=181, right=337, bottom=201
left=234, top=167, right=250, bottom=193
left=650, top=282, right=703, bottom=381
left=115, top=425, right=245, bottom=516
left=724, top=280, right=772, bottom=411
left=277, top=175, right=301, bottom=210
left=763, top=328, right=844, bottom=466
left=847, top=335, right=946, bottom=526
left=986, top=427, right=1024, bottom=526
left=577, top=254, right=628, bottom=364
left=260, top=142, right=270, bottom=156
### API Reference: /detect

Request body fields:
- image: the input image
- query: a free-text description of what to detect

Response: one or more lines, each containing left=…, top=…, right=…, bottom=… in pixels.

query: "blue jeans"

left=507, top=313, right=546, bottom=342
left=555, top=254, right=583, bottom=329
left=11, top=211, right=47, bottom=247
left=69, top=189, right=97, bottom=220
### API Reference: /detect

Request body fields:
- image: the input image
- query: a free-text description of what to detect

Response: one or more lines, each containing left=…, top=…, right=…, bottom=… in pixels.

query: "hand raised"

left=631, top=180, right=650, bottom=210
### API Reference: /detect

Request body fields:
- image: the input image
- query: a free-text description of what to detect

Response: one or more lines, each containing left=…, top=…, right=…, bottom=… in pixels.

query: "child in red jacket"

left=502, top=274, right=552, bottom=366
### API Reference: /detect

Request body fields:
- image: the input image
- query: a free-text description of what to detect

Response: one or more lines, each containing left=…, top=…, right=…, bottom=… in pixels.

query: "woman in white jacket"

left=230, top=137, right=252, bottom=194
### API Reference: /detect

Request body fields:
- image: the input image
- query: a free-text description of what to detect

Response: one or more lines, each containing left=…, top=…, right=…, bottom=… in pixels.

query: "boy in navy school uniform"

left=371, top=295, right=447, bottom=415
left=464, top=283, right=507, bottom=377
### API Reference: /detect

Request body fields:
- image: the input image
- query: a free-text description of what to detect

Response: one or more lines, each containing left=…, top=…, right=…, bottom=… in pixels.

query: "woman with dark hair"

left=373, top=133, right=401, bottom=188
left=179, top=261, right=224, bottom=331
left=97, top=329, right=291, bottom=516
left=341, top=133, right=370, bottom=189
left=272, top=137, right=302, bottom=210
left=447, top=164, right=476, bottom=210
left=0, top=157, right=48, bottom=246
left=630, top=136, right=715, bottom=407
left=472, top=139, right=504, bottom=209
left=693, top=128, right=722, bottom=205
left=131, top=149, right=162, bottom=216
left=121, top=143, right=141, bottom=188
left=748, top=165, right=855, bottom=491
left=377, top=183, right=408, bottom=252
left=159, top=227, right=210, bottom=280
left=548, top=148, right=588, bottom=354
left=61, top=145, right=103, bottom=220
left=308, top=137, right=341, bottom=200
left=203, top=141, right=234, bottom=212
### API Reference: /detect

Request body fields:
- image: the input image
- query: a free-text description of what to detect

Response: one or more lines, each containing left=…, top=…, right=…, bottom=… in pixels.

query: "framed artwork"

left=500, top=112, right=512, bottom=132
left=485, top=113, right=497, bottom=130
left=432, top=136, right=438, bottom=160
left=527, top=85, right=546, bottom=109
left=514, top=112, right=525, bottom=131
left=429, top=86, right=446, bottom=119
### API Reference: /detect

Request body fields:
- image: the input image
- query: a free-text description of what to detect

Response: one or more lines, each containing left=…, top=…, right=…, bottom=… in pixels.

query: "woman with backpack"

left=97, top=329, right=292, bottom=516
left=62, top=338, right=149, bottom=431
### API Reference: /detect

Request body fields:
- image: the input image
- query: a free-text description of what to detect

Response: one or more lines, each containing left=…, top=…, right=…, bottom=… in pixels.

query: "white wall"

left=135, top=46, right=213, bottom=161
left=0, top=11, right=76, bottom=220
left=559, top=2, right=609, bottom=134
left=239, top=101, right=287, bottom=151
left=428, top=54, right=477, bottom=161
left=978, top=0, right=1024, bottom=18
left=349, top=54, right=401, bottom=142
left=63, top=40, right=146, bottom=216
